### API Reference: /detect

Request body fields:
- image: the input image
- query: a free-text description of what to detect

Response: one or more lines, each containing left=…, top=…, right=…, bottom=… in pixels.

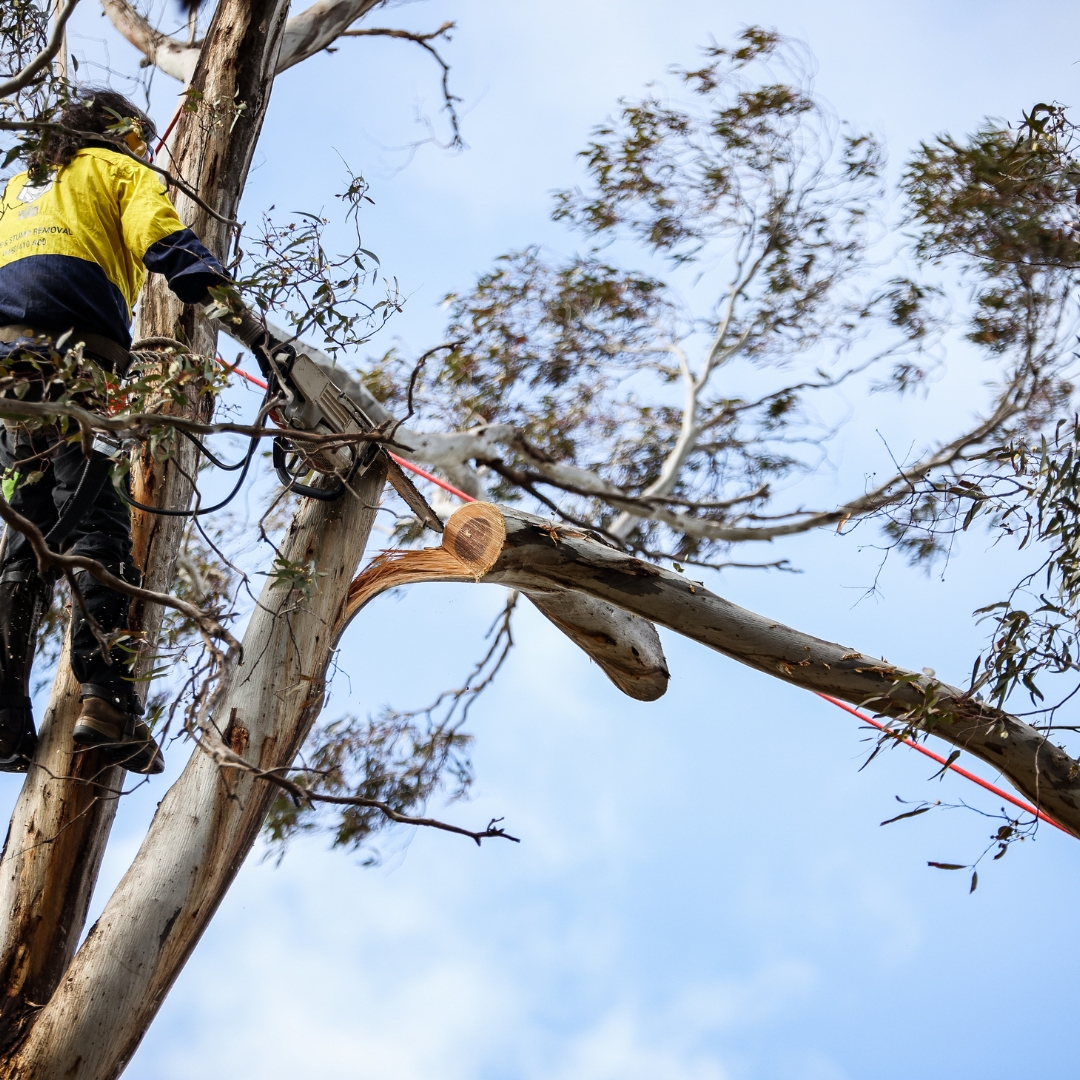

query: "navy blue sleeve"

left=142, top=228, right=229, bottom=304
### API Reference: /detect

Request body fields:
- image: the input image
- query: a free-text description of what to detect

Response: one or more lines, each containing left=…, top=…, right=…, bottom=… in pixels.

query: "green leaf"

left=929, top=749, right=961, bottom=780
left=880, top=805, right=931, bottom=826
left=927, top=861, right=966, bottom=870
left=969, top=870, right=978, bottom=893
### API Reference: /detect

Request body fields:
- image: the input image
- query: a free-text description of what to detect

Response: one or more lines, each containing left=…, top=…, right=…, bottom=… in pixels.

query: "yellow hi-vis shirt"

left=0, top=147, right=226, bottom=348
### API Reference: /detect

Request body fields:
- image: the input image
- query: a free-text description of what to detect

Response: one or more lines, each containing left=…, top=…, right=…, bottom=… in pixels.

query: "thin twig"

left=340, top=22, right=462, bottom=147
left=0, top=0, right=80, bottom=98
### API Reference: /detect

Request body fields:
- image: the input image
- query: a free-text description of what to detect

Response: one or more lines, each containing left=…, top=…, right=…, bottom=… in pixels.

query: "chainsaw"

left=216, top=306, right=444, bottom=534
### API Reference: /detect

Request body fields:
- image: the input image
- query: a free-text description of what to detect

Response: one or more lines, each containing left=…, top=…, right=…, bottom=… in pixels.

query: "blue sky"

left=4, top=1, right=1080, bottom=1077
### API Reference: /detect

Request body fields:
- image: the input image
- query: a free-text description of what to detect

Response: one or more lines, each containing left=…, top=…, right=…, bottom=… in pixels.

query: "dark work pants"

left=0, top=421, right=139, bottom=705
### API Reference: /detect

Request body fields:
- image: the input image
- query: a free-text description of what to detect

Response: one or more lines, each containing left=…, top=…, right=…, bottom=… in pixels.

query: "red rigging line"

left=217, top=357, right=477, bottom=503
left=154, top=98, right=186, bottom=155
left=817, top=693, right=1068, bottom=834
left=216, top=358, right=1066, bottom=832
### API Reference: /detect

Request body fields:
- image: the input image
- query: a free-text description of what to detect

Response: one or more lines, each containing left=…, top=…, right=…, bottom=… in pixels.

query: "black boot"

left=0, top=562, right=49, bottom=771
left=72, top=691, right=164, bottom=775
left=67, top=565, right=163, bottom=774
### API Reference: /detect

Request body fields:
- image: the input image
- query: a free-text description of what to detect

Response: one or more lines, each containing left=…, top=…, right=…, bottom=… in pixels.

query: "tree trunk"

left=0, top=0, right=293, bottom=1050
left=0, top=652, right=120, bottom=1051
left=0, top=460, right=388, bottom=1080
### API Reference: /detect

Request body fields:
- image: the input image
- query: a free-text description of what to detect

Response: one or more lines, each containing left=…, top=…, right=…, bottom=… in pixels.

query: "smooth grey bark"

left=342, top=504, right=1080, bottom=838
left=0, top=0, right=295, bottom=1052
left=0, top=461, right=388, bottom=1080
left=483, top=510, right=1080, bottom=836
left=101, top=0, right=385, bottom=83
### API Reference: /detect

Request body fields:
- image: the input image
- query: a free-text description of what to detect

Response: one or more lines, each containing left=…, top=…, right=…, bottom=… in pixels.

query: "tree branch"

left=276, top=0, right=385, bottom=74
left=339, top=22, right=461, bottom=146
left=206, top=743, right=520, bottom=846
left=99, top=0, right=201, bottom=84
left=0, top=0, right=81, bottom=98
left=340, top=503, right=1080, bottom=839
left=0, top=393, right=400, bottom=451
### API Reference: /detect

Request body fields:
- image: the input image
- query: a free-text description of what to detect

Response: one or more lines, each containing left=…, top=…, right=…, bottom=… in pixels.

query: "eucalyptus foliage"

left=370, top=28, right=938, bottom=563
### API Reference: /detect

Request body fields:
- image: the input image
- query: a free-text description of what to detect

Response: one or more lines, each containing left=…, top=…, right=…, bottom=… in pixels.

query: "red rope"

left=215, top=359, right=1064, bottom=833
left=215, top=358, right=477, bottom=503
left=817, top=693, right=1068, bottom=833
left=154, top=98, right=186, bottom=155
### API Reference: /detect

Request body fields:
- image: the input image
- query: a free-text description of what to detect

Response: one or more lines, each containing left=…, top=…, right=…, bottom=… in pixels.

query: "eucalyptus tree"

left=1, top=7, right=1080, bottom=1080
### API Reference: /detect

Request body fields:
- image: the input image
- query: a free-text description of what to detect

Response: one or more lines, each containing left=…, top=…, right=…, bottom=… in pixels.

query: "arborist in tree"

left=0, top=87, right=229, bottom=774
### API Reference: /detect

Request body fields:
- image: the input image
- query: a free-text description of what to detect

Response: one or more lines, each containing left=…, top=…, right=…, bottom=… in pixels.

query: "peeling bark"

left=101, top=0, right=385, bottom=84
left=0, top=0, right=295, bottom=1053
left=0, top=653, right=120, bottom=1052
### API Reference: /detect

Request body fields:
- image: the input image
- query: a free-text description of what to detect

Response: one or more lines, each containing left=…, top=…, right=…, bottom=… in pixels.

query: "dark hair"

left=27, top=87, right=156, bottom=178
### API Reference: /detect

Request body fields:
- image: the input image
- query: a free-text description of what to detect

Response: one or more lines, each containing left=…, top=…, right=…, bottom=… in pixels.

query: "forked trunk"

left=0, top=461, right=388, bottom=1079
left=0, top=0, right=293, bottom=1052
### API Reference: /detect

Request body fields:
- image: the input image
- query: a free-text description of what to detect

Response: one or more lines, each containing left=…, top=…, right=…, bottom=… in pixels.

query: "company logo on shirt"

left=17, top=178, right=54, bottom=204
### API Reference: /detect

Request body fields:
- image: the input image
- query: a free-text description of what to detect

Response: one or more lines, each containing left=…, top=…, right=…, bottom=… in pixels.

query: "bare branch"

left=0, top=0, right=80, bottom=98
left=102, top=0, right=391, bottom=83
left=343, top=503, right=1080, bottom=838
left=339, top=22, right=461, bottom=146
left=99, top=0, right=201, bottom=84
left=211, top=744, right=520, bottom=847
left=276, top=0, right=385, bottom=74
left=0, top=393, right=399, bottom=451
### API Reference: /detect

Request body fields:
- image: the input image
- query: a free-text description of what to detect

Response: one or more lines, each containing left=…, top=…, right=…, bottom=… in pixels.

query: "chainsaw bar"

left=384, top=454, right=445, bottom=533
left=216, top=311, right=444, bottom=533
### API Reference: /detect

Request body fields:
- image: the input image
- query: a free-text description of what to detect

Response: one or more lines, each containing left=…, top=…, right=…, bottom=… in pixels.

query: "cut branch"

left=342, top=504, right=1080, bottom=838
left=338, top=502, right=670, bottom=701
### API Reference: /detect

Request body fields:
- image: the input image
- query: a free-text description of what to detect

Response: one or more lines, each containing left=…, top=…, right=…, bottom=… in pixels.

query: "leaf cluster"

left=237, top=172, right=399, bottom=355
left=392, top=28, right=919, bottom=560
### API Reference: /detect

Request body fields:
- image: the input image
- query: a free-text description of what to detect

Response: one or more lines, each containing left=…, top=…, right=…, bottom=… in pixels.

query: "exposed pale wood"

left=343, top=504, right=1080, bottom=835
left=338, top=503, right=669, bottom=702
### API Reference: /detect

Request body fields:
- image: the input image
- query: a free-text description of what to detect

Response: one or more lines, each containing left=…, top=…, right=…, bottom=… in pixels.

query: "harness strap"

left=0, top=324, right=132, bottom=376
left=43, top=450, right=115, bottom=552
